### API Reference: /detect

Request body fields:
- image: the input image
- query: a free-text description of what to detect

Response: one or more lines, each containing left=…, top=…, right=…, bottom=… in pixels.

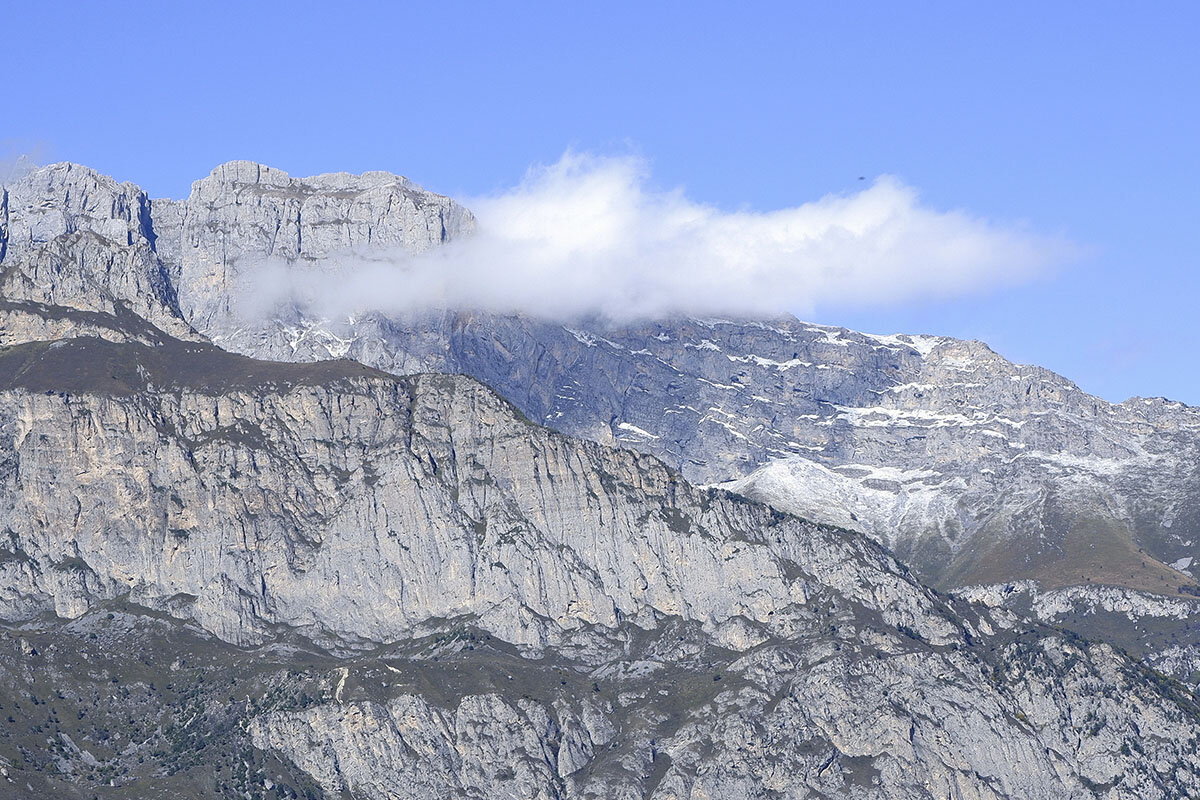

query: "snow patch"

left=726, top=353, right=812, bottom=370
left=1024, top=451, right=1138, bottom=477
left=616, top=422, right=660, bottom=440
left=717, top=455, right=963, bottom=549
left=563, top=328, right=625, bottom=350
left=863, top=333, right=943, bottom=357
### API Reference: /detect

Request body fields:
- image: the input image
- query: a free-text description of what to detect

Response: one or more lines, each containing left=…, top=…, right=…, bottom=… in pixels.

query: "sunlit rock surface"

left=2, top=161, right=1200, bottom=799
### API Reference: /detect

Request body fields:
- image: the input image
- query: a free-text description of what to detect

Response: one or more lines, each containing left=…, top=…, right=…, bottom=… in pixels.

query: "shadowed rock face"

left=3, top=162, right=1200, bottom=798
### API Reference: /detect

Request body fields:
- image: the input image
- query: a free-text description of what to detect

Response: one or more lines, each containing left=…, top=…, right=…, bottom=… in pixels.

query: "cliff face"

left=0, top=335, right=952, bottom=650
left=1, top=336, right=1199, bottom=799
left=197, top=305, right=1200, bottom=596
left=0, top=163, right=195, bottom=343
left=3, top=161, right=1200, bottom=799
left=153, top=160, right=477, bottom=335
left=8, top=160, right=1198, bottom=595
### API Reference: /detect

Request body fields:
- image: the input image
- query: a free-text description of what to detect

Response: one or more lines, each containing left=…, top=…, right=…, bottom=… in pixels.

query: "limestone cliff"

left=3, top=161, right=1200, bottom=799
left=0, top=334, right=1198, bottom=798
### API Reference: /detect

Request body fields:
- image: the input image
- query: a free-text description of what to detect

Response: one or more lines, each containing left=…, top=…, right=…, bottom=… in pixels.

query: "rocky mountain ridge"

left=0, top=334, right=958, bottom=651
left=10, top=160, right=1192, bottom=596
left=3, top=161, right=1200, bottom=798
left=1, top=325, right=1199, bottom=798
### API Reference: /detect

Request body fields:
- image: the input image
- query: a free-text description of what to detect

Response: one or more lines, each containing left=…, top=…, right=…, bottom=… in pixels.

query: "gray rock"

left=1, top=163, right=196, bottom=340
left=0, top=335, right=954, bottom=650
left=5, top=160, right=1200, bottom=798
left=201, top=308, right=1200, bottom=596
left=6, top=158, right=1198, bottom=599
left=165, top=160, right=476, bottom=334
left=0, top=335, right=1198, bottom=798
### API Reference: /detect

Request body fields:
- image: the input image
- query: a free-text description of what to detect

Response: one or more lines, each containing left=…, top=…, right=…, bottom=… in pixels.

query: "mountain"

left=2, top=161, right=1200, bottom=798
left=42, top=159, right=1192, bottom=598
left=216, top=311, right=1200, bottom=596
left=4, top=329, right=1200, bottom=799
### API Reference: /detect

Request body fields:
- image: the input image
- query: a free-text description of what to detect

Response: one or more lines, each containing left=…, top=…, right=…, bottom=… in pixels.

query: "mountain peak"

left=196, top=160, right=423, bottom=196
left=3, top=160, right=136, bottom=193
left=201, top=159, right=294, bottom=188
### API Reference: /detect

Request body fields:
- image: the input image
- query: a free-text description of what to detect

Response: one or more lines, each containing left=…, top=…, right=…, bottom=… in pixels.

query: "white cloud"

left=251, top=151, right=1078, bottom=322
left=0, top=138, right=56, bottom=185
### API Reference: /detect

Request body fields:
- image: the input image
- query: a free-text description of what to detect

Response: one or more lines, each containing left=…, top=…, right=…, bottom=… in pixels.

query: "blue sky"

left=4, top=1, right=1197, bottom=403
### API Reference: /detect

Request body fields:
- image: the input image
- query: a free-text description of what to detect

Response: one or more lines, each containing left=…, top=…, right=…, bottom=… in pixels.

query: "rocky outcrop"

left=0, top=160, right=475, bottom=350
left=0, top=162, right=154, bottom=264
left=155, top=160, right=476, bottom=334
left=245, top=625, right=1200, bottom=800
left=0, top=163, right=196, bottom=340
left=958, top=581, right=1200, bottom=688
left=7, top=601, right=1198, bottom=800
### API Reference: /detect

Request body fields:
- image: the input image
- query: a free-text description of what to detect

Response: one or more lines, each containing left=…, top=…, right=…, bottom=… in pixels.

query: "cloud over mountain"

left=249, top=152, right=1078, bottom=321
